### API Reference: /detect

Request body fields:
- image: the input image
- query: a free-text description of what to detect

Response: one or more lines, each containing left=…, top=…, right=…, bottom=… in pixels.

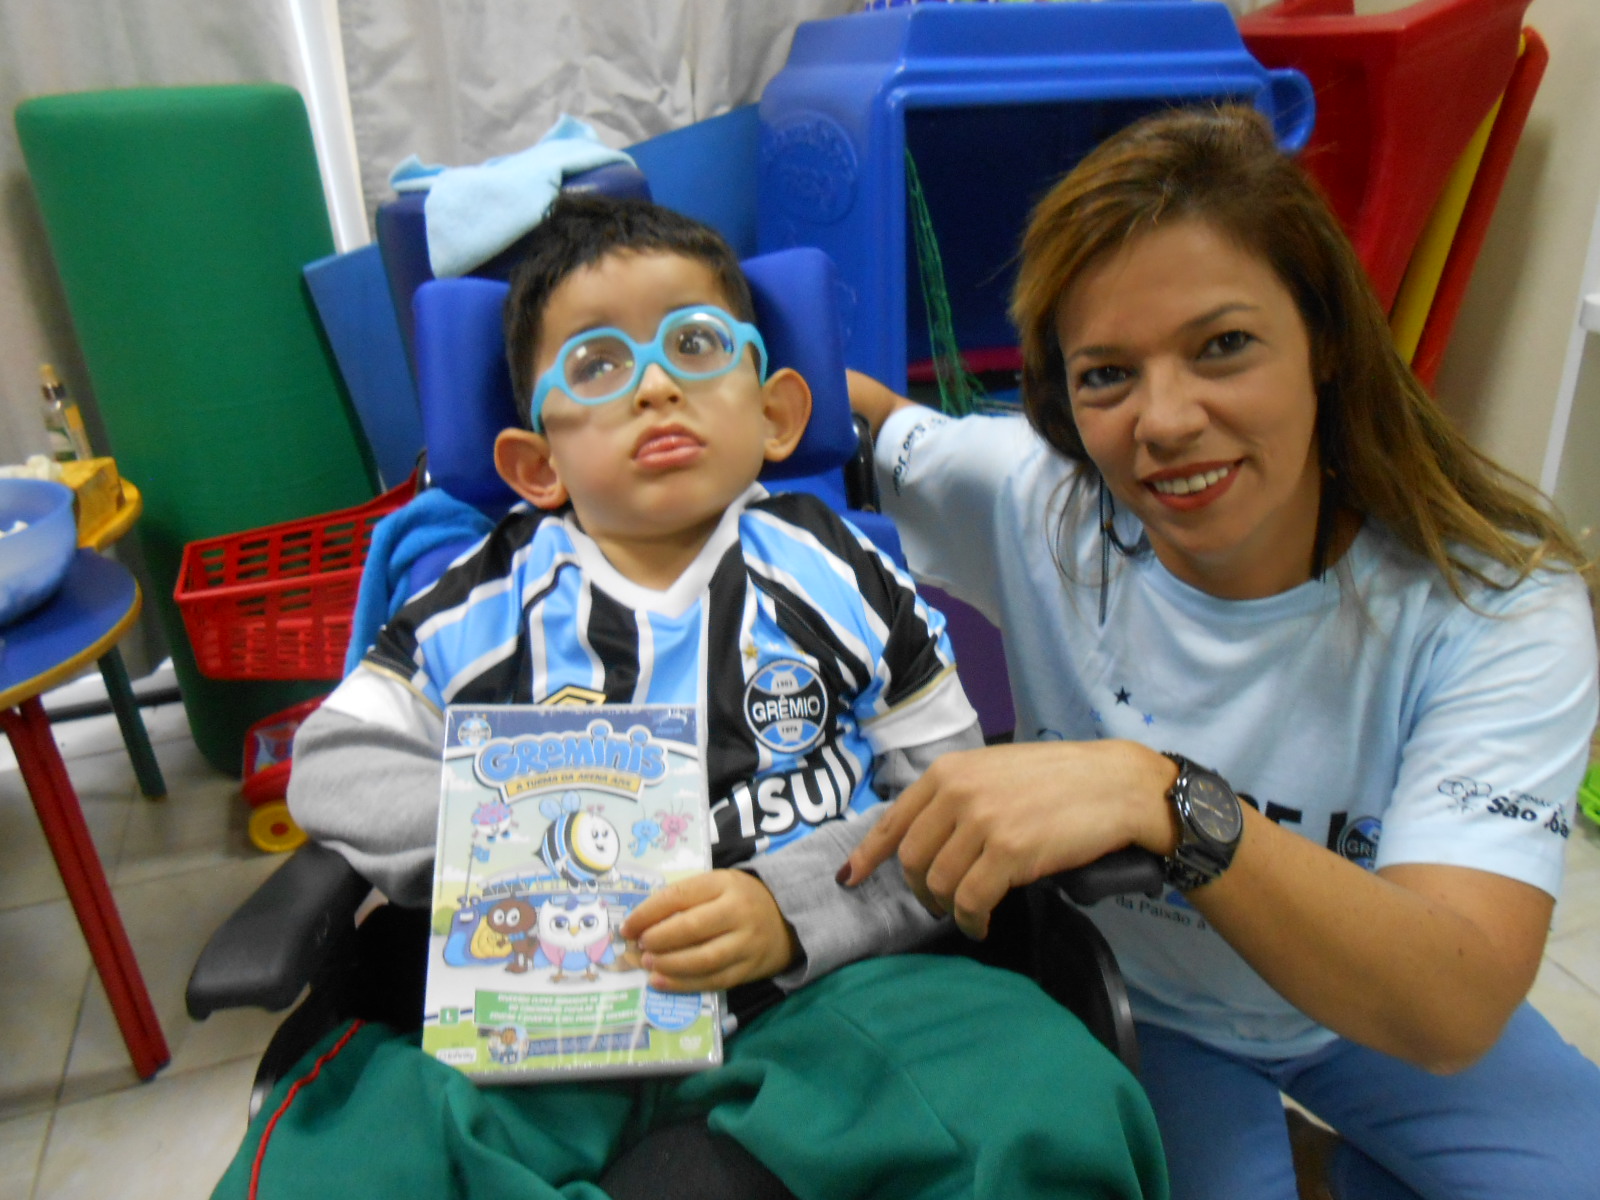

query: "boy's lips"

left=633, top=424, right=704, bottom=468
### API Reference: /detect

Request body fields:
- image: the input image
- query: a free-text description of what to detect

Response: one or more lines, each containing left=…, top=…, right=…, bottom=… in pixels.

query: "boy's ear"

left=760, top=367, right=812, bottom=465
left=494, top=428, right=569, bottom=510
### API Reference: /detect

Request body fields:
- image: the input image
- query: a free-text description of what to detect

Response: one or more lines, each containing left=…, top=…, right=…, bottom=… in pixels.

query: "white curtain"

left=336, top=0, right=861, bottom=223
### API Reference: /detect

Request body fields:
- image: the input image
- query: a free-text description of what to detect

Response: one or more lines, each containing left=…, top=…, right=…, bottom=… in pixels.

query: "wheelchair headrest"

left=412, top=245, right=855, bottom=512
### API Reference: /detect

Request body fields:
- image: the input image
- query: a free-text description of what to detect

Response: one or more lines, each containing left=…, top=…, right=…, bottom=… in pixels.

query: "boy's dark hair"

left=504, top=193, right=756, bottom=427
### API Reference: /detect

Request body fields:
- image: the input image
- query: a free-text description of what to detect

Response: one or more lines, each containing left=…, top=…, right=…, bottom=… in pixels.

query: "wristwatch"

left=1160, top=753, right=1244, bottom=891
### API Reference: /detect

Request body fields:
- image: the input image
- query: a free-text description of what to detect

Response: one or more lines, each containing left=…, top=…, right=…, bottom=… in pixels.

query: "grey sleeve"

left=285, top=702, right=443, bottom=908
left=738, top=719, right=983, bottom=989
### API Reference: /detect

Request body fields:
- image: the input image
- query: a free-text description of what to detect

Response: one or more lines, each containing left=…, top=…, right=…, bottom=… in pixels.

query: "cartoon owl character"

left=539, top=792, right=619, bottom=885
left=531, top=893, right=617, bottom=982
left=482, top=896, right=541, bottom=973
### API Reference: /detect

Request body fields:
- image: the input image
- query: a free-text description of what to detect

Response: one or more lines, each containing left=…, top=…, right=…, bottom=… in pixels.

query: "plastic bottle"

left=39, top=364, right=93, bottom=462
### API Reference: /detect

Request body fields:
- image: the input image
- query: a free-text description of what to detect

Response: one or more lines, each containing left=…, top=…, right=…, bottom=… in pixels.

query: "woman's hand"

left=841, top=740, right=1179, bottom=938
left=620, top=869, right=800, bottom=992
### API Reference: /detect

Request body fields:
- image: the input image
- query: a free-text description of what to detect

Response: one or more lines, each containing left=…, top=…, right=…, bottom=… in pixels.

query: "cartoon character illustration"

left=484, top=1025, right=523, bottom=1065
left=656, top=810, right=693, bottom=851
left=630, top=815, right=664, bottom=857
left=471, top=797, right=517, bottom=842
left=539, top=792, right=619, bottom=885
left=531, top=892, right=617, bottom=982
left=482, top=896, right=541, bottom=973
left=468, top=903, right=512, bottom=959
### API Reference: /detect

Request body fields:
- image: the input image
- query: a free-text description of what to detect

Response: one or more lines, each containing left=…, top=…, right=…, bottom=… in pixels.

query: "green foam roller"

left=17, top=84, right=377, bottom=774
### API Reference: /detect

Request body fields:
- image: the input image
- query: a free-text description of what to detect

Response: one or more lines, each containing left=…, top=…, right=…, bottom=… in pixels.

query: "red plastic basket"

left=174, top=478, right=414, bottom=680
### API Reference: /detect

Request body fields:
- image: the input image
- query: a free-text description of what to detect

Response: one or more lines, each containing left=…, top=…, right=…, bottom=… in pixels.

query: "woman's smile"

left=1144, top=461, right=1239, bottom=507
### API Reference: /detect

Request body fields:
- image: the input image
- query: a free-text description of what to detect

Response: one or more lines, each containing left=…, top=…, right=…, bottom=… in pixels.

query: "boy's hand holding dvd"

left=622, top=868, right=800, bottom=994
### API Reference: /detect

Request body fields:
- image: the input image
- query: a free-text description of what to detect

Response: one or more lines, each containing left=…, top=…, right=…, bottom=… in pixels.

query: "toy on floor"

left=239, top=697, right=327, bottom=852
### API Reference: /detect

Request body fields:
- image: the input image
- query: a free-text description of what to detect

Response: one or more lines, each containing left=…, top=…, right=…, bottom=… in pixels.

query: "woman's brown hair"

left=1010, top=103, right=1586, bottom=595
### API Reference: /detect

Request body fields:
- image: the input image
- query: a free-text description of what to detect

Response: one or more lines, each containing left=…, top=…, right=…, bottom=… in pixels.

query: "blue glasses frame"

left=528, top=305, right=769, bottom=433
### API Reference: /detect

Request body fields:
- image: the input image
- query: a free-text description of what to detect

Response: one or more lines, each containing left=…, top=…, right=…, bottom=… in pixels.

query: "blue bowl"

left=0, top=479, right=78, bottom=627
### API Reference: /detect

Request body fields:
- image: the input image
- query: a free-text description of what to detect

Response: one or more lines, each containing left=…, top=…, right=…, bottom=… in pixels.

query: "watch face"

left=1188, top=773, right=1243, bottom=842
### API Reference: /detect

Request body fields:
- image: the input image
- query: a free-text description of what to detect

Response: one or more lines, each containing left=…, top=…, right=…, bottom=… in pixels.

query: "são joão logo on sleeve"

left=744, top=659, right=829, bottom=754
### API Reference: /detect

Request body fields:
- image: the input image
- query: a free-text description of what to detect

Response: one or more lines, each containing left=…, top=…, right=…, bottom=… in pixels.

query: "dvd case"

left=421, top=704, right=721, bottom=1082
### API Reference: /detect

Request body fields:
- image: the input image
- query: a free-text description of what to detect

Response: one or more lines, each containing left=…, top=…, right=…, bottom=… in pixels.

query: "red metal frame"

left=1, top=699, right=169, bottom=1080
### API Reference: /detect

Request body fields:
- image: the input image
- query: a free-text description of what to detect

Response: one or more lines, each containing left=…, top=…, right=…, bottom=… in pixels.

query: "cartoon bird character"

left=471, top=796, right=517, bottom=843
left=531, top=893, right=617, bottom=982
left=539, top=792, right=619, bottom=885
left=482, top=896, right=541, bottom=973
left=656, top=810, right=693, bottom=851
left=630, top=815, right=664, bottom=857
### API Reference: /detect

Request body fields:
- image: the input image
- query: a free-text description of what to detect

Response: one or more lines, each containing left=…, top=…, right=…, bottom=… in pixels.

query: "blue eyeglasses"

left=529, top=305, right=769, bottom=433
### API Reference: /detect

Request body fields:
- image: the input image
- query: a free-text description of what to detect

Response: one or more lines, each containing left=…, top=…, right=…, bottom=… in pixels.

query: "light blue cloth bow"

left=388, top=115, right=635, bottom=278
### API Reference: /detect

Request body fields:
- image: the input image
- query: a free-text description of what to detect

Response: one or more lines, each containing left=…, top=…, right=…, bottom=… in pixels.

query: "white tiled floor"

left=2, top=699, right=1600, bottom=1198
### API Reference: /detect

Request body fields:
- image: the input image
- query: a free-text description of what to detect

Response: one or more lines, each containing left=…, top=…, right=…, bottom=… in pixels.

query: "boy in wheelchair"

left=212, top=195, right=1167, bottom=1199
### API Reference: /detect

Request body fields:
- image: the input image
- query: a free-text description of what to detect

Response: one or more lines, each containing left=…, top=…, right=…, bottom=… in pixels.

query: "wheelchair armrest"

left=1025, top=880, right=1142, bottom=1073
left=186, top=842, right=372, bottom=1019
left=842, top=413, right=881, bottom=513
left=1047, top=847, right=1165, bottom=906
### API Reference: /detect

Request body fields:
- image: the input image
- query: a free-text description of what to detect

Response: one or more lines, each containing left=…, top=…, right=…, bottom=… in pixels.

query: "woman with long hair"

left=845, top=105, right=1600, bottom=1199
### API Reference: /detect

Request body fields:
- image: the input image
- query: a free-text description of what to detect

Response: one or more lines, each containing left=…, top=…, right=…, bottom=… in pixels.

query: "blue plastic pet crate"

left=756, top=1, right=1314, bottom=395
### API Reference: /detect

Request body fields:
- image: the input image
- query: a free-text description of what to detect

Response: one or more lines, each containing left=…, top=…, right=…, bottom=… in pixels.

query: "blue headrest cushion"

left=411, top=245, right=855, bottom=509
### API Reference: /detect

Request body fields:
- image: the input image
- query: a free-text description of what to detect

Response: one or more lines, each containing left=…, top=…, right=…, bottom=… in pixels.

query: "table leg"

left=97, top=648, right=166, bottom=799
left=0, top=699, right=170, bottom=1080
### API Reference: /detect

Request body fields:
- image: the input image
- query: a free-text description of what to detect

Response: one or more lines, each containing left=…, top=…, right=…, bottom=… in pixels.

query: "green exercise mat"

left=17, top=84, right=377, bottom=774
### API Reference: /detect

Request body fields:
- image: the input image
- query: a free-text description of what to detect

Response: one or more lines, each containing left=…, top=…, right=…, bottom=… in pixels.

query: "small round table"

left=0, top=550, right=170, bottom=1080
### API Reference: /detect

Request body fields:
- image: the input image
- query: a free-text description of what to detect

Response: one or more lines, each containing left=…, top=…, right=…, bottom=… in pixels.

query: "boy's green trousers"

left=214, top=954, right=1168, bottom=1200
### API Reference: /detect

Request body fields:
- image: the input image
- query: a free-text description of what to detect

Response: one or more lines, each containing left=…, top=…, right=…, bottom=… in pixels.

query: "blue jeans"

left=1137, top=1003, right=1600, bottom=1200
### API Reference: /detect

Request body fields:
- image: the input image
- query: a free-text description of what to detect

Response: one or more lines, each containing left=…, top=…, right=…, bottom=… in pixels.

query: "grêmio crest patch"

left=744, top=659, right=829, bottom=754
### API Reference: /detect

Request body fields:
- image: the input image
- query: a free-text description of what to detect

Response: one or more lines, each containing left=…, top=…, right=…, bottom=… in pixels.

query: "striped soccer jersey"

left=366, top=487, right=970, bottom=868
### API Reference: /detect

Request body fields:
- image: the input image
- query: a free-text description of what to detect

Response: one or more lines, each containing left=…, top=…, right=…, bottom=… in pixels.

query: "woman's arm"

left=1204, top=807, right=1551, bottom=1073
left=843, top=737, right=1554, bottom=1073
left=846, top=369, right=917, bottom=439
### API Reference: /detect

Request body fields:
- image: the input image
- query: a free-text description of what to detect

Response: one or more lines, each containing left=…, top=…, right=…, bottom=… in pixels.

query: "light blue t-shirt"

left=878, top=407, right=1598, bottom=1058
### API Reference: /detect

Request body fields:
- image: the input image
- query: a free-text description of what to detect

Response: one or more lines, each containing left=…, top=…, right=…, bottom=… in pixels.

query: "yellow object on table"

left=60, top=457, right=141, bottom=550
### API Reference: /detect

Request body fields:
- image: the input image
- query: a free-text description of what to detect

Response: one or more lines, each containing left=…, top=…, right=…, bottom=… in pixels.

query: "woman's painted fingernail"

left=835, top=862, right=854, bottom=886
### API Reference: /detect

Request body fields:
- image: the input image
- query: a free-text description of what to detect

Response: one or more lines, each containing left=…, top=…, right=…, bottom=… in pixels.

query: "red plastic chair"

left=1239, top=0, right=1531, bottom=312
left=1409, top=27, right=1548, bottom=388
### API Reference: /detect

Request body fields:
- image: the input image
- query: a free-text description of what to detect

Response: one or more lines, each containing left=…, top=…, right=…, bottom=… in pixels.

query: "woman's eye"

left=1075, top=364, right=1130, bottom=393
left=1200, top=330, right=1254, bottom=359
